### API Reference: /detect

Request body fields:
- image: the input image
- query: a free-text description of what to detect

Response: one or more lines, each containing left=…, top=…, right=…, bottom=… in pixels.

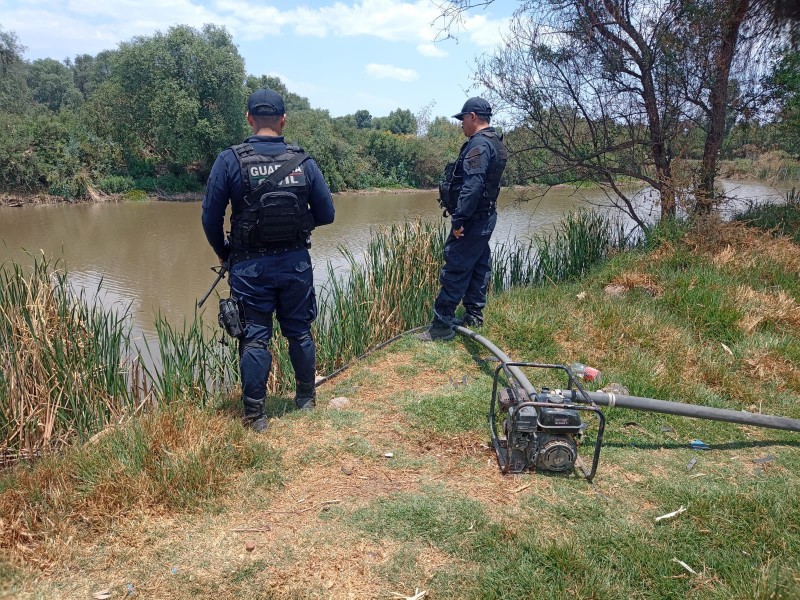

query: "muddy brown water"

left=0, top=180, right=793, bottom=347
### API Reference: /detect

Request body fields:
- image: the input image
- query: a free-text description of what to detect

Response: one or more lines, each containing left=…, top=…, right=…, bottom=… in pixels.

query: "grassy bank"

left=2, top=201, right=799, bottom=598
left=719, top=151, right=800, bottom=182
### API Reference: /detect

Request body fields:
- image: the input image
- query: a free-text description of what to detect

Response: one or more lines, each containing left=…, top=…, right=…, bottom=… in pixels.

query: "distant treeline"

left=0, top=23, right=798, bottom=200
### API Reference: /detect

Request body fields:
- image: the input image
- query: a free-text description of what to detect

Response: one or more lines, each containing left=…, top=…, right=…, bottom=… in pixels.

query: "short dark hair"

left=250, top=113, right=283, bottom=130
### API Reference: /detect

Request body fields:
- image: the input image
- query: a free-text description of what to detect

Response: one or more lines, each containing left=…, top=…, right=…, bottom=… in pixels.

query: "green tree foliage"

left=68, top=52, right=114, bottom=99
left=99, top=24, right=247, bottom=175
left=26, top=58, right=82, bottom=112
left=766, top=48, right=800, bottom=156
left=3, top=16, right=800, bottom=199
left=285, top=109, right=359, bottom=192
left=415, top=117, right=463, bottom=187
left=0, top=108, right=122, bottom=197
left=354, top=109, right=373, bottom=129
left=0, top=26, right=31, bottom=114
left=374, top=108, right=418, bottom=134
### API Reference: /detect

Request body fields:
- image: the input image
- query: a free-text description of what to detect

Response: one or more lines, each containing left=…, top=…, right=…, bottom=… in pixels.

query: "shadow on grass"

left=602, top=438, right=800, bottom=451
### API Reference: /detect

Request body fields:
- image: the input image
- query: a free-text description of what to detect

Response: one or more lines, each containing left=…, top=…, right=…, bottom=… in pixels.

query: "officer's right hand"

left=453, top=226, right=465, bottom=239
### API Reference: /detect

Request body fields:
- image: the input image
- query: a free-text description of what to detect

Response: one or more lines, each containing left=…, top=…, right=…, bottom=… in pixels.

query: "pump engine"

left=490, top=363, right=606, bottom=481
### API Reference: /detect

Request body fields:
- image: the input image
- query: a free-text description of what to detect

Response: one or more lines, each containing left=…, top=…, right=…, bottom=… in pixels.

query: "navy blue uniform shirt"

left=451, top=127, right=501, bottom=230
left=201, top=135, right=335, bottom=260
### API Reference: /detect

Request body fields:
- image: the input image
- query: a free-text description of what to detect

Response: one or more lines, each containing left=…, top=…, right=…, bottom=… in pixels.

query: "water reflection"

left=0, top=180, right=793, bottom=343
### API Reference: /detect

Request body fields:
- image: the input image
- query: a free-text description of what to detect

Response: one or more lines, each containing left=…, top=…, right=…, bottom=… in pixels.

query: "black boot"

left=453, top=312, right=483, bottom=328
left=416, top=316, right=456, bottom=342
left=243, top=396, right=269, bottom=433
left=295, top=379, right=316, bottom=410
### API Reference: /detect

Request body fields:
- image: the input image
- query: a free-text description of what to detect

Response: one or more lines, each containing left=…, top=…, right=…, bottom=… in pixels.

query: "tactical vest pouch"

left=219, top=297, right=246, bottom=339
left=438, top=160, right=461, bottom=215
left=235, top=190, right=314, bottom=248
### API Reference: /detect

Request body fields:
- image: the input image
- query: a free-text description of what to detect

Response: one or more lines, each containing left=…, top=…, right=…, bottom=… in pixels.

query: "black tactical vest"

left=438, top=129, right=508, bottom=216
left=229, top=144, right=314, bottom=262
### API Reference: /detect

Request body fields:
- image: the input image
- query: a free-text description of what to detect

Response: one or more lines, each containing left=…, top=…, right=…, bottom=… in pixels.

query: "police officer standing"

left=202, top=89, right=335, bottom=432
left=420, top=97, right=508, bottom=341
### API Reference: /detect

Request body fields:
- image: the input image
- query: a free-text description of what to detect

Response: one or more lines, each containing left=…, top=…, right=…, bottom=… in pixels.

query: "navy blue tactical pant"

left=229, top=249, right=317, bottom=408
left=433, top=212, right=497, bottom=325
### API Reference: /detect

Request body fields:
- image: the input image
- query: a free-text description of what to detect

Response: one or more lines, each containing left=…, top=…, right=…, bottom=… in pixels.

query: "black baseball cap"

left=247, top=89, right=285, bottom=116
left=452, top=97, right=492, bottom=120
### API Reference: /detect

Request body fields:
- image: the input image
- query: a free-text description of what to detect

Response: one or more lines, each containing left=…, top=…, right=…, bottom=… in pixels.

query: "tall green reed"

left=1, top=210, right=631, bottom=457
left=314, top=220, right=447, bottom=374
left=0, top=255, right=141, bottom=461
left=492, top=209, right=631, bottom=290
left=143, top=310, right=239, bottom=404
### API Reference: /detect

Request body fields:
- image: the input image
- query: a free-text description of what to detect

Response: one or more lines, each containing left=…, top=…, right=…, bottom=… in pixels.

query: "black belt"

left=230, top=241, right=307, bottom=265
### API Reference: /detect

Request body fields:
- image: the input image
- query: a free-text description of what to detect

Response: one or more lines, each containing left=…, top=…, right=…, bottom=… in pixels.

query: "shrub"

left=96, top=175, right=136, bottom=194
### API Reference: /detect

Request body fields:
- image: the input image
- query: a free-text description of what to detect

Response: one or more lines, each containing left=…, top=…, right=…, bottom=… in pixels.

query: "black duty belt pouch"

left=219, top=297, right=246, bottom=339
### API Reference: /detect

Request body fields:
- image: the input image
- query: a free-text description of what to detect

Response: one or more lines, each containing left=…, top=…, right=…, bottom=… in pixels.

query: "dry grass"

left=605, top=271, right=663, bottom=297
left=0, top=404, right=260, bottom=568
left=683, top=219, right=800, bottom=271
left=735, top=285, right=800, bottom=334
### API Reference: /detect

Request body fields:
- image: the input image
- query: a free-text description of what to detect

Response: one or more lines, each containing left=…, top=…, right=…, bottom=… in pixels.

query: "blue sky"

left=1, top=0, right=516, bottom=120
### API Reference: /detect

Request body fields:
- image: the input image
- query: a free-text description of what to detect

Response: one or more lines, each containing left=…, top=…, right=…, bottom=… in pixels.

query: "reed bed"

left=0, top=256, right=142, bottom=463
left=143, top=311, right=239, bottom=404
left=314, top=220, right=447, bottom=374
left=734, top=187, right=800, bottom=243
left=1, top=211, right=629, bottom=459
left=490, top=210, right=630, bottom=291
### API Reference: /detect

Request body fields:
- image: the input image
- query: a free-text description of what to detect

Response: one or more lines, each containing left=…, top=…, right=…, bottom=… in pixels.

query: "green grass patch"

left=350, top=488, right=490, bottom=554
left=402, top=379, right=491, bottom=434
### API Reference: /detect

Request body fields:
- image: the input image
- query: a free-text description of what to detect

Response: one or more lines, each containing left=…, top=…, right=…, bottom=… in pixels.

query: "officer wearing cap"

left=202, top=89, right=335, bottom=432
left=420, top=97, right=508, bottom=341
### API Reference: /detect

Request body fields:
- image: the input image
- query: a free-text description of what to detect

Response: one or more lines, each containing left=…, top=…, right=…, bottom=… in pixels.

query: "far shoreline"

left=0, top=186, right=443, bottom=208
left=2, top=169, right=797, bottom=208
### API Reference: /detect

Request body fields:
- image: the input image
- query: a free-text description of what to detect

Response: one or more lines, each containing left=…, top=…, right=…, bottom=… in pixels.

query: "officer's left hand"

left=453, top=226, right=465, bottom=239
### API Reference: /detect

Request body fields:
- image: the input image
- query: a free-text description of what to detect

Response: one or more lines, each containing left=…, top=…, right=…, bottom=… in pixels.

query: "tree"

left=764, top=48, right=800, bottom=156
left=94, top=24, right=247, bottom=174
left=445, top=0, right=797, bottom=225
left=0, top=26, right=31, bottom=113
left=375, top=108, right=417, bottom=135
left=26, top=58, right=82, bottom=112
left=67, top=52, right=115, bottom=99
left=470, top=1, right=688, bottom=226
left=354, top=109, right=373, bottom=129
left=659, top=0, right=799, bottom=211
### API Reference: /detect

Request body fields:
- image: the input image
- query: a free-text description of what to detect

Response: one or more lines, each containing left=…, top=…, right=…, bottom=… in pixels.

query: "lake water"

left=0, top=180, right=793, bottom=346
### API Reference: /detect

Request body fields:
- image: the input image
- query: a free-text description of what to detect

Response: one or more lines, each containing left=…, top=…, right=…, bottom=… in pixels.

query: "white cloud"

left=462, top=14, right=511, bottom=48
left=365, top=63, right=419, bottom=82
left=417, top=43, right=447, bottom=57
left=5, top=0, right=511, bottom=55
left=228, top=0, right=510, bottom=46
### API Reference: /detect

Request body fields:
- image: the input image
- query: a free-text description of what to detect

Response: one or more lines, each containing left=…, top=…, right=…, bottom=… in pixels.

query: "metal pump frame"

left=455, top=325, right=800, bottom=479
left=489, top=361, right=606, bottom=481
